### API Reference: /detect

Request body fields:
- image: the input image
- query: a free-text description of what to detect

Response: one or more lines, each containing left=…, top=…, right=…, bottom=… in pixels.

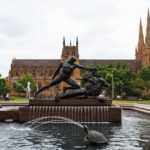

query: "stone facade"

left=136, top=9, right=150, bottom=67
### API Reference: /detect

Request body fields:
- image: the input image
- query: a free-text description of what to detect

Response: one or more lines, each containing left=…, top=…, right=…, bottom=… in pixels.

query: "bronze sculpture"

left=34, top=56, right=95, bottom=97
left=83, top=125, right=108, bottom=145
left=54, top=74, right=109, bottom=101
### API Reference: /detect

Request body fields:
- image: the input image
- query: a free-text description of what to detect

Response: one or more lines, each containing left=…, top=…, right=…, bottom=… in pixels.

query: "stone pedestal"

left=0, top=110, right=19, bottom=122
left=29, top=99, right=112, bottom=106
left=18, top=99, right=122, bottom=123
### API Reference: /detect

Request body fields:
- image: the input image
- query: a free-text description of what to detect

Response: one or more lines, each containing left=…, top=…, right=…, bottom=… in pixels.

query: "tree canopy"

left=82, top=64, right=150, bottom=99
left=15, top=74, right=36, bottom=94
left=0, top=74, right=9, bottom=96
left=138, top=66, right=150, bottom=99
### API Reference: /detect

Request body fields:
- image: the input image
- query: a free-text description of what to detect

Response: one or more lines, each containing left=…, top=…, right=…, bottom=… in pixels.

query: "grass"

left=0, top=96, right=29, bottom=103
left=1, top=97, right=150, bottom=104
left=113, top=100, right=150, bottom=104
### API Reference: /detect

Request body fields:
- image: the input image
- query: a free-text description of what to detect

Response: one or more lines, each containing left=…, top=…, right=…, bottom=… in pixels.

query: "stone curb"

left=119, top=104, right=150, bottom=115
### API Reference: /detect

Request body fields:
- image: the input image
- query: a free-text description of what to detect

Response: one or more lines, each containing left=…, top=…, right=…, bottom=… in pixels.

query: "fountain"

left=0, top=56, right=121, bottom=122
left=23, top=116, right=108, bottom=145
left=18, top=56, right=122, bottom=123
left=0, top=110, right=149, bottom=149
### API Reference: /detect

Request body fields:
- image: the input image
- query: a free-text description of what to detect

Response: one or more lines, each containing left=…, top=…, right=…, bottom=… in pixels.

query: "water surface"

left=0, top=110, right=149, bottom=150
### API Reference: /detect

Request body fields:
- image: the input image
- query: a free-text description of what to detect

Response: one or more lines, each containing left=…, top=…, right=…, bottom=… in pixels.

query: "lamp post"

left=111, top=71, right=115, bottom=99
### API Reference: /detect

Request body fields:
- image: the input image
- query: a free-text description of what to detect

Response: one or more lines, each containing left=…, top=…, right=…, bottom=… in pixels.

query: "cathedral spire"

left=135, top=47, right=138, bottom=58
left=76, top=37, right=78, bottom=46
left=63, top=36, right=65, bottom=47
left=70, top=40, right=72, bottom=46
left=145, top=8, right=150, bottom=47
left=138, top=18, right=144, bottom=51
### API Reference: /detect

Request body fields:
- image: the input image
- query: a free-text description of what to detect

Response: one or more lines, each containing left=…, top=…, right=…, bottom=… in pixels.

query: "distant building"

left=136, top=9, right=150, bottom=67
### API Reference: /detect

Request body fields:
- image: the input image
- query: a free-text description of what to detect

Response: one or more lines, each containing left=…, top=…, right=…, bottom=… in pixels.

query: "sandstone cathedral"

left=136, top=9, right=150, bottom=67
left=8, top=10, right=150, bottom=97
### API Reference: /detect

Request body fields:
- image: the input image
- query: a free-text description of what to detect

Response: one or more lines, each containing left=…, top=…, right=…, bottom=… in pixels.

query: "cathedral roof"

left=80, top=59, right=140, bottom=67
left=12, top=59, right=60, bottom=67
left=12, top=59, right=140, bottom=68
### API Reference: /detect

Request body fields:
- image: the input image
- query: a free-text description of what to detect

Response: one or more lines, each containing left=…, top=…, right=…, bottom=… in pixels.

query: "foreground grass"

left=113, top=100, right=150, bottom=104
left=1, top=97, right=150, bottom=104
left=0, top=96, right=29, bottom=103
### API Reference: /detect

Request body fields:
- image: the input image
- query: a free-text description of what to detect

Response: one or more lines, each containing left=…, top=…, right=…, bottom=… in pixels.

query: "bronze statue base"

left=0, top=99, right=122, bottom=123
left=29, top=98, right=112, bottom=106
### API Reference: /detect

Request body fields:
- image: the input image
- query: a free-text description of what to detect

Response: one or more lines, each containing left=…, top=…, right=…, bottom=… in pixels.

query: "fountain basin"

left=0, top=109, right=19, bottom=122
left=0, top=99, right=122, bottom=123
left=18, top=105, right=121, bottom=122
left=0, top=110, right=149, bottom=150
left=18, top=99, right=121, bottom=122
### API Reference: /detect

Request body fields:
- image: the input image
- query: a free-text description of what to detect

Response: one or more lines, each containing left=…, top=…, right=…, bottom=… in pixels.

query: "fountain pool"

left=0, top=110, right=149, bottom=150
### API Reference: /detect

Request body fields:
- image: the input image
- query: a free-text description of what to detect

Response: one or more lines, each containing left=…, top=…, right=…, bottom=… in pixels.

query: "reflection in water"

left=0, top=110, right=149, bottom=150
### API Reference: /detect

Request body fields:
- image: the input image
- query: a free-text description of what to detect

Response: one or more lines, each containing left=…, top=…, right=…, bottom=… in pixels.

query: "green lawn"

left=113, top=100, right=150, bottom=104
left=1, top=97, right=150, bottom=104
left=0, top=96, right=29, bottom=103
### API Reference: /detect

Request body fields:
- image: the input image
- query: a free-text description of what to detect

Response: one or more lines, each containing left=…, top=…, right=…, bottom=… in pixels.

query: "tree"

left=15, top=74, right=36, bottom=94
left=125, top=78, right=143, bottom=97
left=138, top=66, right=150, bottom=99
left=82, top=64, right=136, bottom=97
left=139, top=66, right=150, bottom=81
left=0, top=75, right=9, bottom=96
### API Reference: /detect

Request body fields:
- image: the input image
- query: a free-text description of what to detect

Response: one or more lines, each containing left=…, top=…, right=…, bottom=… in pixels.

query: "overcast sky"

left=0, top=0, right=150, bottom=77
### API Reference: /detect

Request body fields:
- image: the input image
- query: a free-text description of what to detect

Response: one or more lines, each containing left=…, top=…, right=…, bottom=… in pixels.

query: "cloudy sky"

left=0, top=0, right=150, bottom=77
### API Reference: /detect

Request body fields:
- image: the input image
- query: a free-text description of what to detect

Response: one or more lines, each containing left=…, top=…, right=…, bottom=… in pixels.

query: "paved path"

left=0, top=102, right=28, bottom=106
left=119, top=104, right=150, bottom=114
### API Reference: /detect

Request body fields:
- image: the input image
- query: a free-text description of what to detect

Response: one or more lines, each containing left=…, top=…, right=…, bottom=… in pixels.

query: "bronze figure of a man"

left=35, top=56, right=95, bottom=97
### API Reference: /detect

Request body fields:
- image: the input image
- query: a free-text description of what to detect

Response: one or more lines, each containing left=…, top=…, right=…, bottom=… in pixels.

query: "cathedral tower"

left=142, top=9, right=150, bottom=66
left=136, top=19, right=145, bottom=63
left=136, top=9, right=150, bottom=67
left=61, top=37, right=79, bottom=62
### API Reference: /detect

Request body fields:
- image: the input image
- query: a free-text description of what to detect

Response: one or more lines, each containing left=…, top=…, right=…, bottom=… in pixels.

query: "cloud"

left=0, top=0, right=150, bottom=76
